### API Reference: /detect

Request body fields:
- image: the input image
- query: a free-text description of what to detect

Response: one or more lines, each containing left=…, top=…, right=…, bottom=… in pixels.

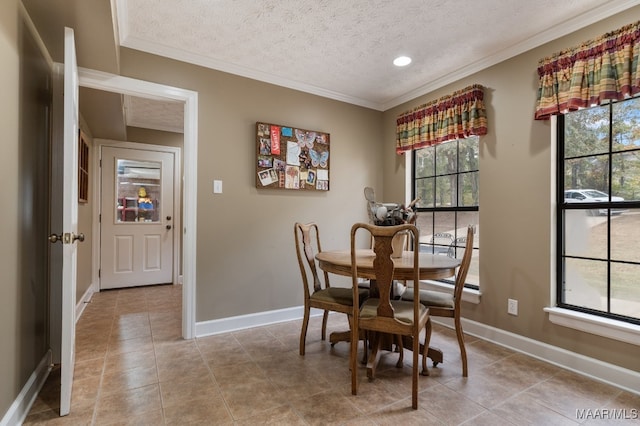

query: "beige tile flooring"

left=24, top=284, right=639, bottom=425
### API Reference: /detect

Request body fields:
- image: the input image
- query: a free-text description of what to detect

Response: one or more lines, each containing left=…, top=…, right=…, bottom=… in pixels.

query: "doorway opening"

left=79, top=69, right=198, bottom=339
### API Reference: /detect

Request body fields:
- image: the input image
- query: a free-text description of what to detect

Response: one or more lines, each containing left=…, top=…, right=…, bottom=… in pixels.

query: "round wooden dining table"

left=315, top=249, right=461, bottom=366
left=316, top=249, right=460, bottom=281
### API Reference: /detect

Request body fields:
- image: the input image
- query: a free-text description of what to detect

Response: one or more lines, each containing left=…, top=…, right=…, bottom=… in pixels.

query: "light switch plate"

left=213, top=180, right=223, bottom=194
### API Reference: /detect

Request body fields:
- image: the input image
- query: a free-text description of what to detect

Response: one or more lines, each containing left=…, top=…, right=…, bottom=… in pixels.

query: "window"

left=78, top=130, right=89, bottom=203
left=412, top=137, right=479, bottom=288
left=557, top=97, right=640, bottom=325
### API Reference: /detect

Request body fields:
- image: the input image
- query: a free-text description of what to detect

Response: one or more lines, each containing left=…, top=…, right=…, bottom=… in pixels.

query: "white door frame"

left=79, top=68, right=198, bottom=339
left=98, top=141, right=182, bottom=288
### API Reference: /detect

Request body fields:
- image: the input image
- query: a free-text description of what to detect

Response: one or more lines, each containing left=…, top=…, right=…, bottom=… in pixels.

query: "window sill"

left=419, top=280, right=481, bottom=304
left=544, top=307, right=640, bottom=346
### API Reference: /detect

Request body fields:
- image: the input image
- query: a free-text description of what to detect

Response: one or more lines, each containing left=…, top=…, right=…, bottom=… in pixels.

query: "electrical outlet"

left=508, top=298, right=518, bottom=316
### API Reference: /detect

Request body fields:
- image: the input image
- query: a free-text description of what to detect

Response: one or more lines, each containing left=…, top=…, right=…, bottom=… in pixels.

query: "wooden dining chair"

left=349, top=222, right=430, bottom=410
left=401, top=224, right=474, bottom=376
left=294, top=222, right=369, bottom=356
left=358, top=216, right=415, bottom=298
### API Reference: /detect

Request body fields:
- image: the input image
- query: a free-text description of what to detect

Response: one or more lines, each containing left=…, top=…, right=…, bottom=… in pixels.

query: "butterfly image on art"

left=309, top=148, right=329, bottom=168
left=315, top=134, right=328, bottom=144
left=295, top=129, right=316, bottom=148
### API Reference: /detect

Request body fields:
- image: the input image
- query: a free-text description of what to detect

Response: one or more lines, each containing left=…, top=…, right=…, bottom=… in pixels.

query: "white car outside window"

left=564, top=189, right=625, bottom=215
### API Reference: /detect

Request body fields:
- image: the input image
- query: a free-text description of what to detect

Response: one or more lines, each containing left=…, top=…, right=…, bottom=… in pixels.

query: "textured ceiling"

left=124, top=96, right=184, bottom=134
left=114, top=0, right=639, bottom=112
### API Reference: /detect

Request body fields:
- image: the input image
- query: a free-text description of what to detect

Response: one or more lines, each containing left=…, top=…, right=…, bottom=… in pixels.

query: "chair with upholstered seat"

left=401, top=225, right=474, bottom=376
left=295, top=222, right=369, bottom=356
left=349, top=222, right=430, bottom=410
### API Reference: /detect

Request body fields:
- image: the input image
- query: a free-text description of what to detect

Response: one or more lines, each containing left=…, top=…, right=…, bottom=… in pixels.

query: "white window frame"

left=546, top=115, right=640, bottom=346
left=405, top=155, right=482, bottom=305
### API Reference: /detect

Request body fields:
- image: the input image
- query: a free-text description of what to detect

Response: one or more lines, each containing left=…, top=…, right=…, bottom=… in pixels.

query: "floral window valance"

left=396, top=84, right=487, bottom=154
left=535, top=20, right=640, bottom=120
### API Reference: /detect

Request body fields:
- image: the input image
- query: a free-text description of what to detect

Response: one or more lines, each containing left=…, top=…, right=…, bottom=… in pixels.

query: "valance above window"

left=535, top=20, right=640, bottom=120
left=396, top=84, right=487, bottom=154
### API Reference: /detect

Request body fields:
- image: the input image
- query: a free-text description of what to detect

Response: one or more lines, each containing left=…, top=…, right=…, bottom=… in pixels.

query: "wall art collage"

left=255, top=122, right=330, bottom=191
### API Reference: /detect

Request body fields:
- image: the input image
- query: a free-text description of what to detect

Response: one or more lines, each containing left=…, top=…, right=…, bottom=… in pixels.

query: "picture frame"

left=255, top=121, right=330, bottom=191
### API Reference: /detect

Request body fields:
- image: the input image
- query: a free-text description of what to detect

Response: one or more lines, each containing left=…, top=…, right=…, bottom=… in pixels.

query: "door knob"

left=49, top=232, right=84, bottom=244
left=166, top=225, right=172, bottom=230
left=48, top=233, right=62, bottom=243
left=166, top=215, right=172, bottom=220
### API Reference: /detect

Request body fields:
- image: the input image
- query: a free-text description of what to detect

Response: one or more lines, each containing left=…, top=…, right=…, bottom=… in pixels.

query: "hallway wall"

left=0, top=0, right=51, bottom=417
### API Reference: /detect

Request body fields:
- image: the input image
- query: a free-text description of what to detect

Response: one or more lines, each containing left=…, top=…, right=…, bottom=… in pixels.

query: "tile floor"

left=24, top=284, right=639, bottom=425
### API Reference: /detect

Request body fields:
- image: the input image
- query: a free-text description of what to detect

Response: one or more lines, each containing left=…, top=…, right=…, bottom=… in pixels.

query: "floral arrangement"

left=371, top=198, right=419, bottom=226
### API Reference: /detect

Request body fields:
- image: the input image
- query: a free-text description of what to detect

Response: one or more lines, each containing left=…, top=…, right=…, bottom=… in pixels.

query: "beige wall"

left=1, top=0, right=52, bottom=416
left=382, top=7, right=640, bottom=372
left=119, top=48, right=385, bottom=320
left=0, top=0, right=22, bottom=416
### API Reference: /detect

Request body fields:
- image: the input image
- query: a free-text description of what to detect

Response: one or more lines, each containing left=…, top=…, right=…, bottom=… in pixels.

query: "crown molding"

left=382, top=0, right=640, bottom=110
left=116, top=0, right=640, bottom=112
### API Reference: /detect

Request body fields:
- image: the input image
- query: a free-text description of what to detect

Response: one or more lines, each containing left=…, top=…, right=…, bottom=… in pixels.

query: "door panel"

left=58, top=26, right=80, bottom=417
left=101, top=146, right=174, bottom=289
left=144, top=235, right=162, bottom=270
left=114, top=236, right=133, bottom=272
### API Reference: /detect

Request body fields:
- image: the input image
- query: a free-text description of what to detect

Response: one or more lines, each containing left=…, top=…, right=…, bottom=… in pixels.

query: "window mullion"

left=557, top=115, right=566, bottom=307
left=607, top=103, right=613, bottom=314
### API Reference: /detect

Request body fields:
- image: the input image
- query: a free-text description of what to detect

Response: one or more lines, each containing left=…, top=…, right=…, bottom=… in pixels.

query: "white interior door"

left=100, top=146, right=175, bottom=289
left=50, top=26, right=80, bottom=417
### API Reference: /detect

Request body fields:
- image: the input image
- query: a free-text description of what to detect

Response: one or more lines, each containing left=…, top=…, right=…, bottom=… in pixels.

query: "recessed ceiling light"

left=393, top=56, right=412, bottom=67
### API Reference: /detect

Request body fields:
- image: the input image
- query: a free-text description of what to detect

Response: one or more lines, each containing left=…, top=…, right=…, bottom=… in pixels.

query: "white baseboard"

left=75, top=282, right=98, bottom=321
left=195, top=306, right=324, bottom=337
left=197, top=306, right=639, bottom=395
left=0, top=350, right=52, bottom=426
left=433, top=317, right=640, bottom=396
